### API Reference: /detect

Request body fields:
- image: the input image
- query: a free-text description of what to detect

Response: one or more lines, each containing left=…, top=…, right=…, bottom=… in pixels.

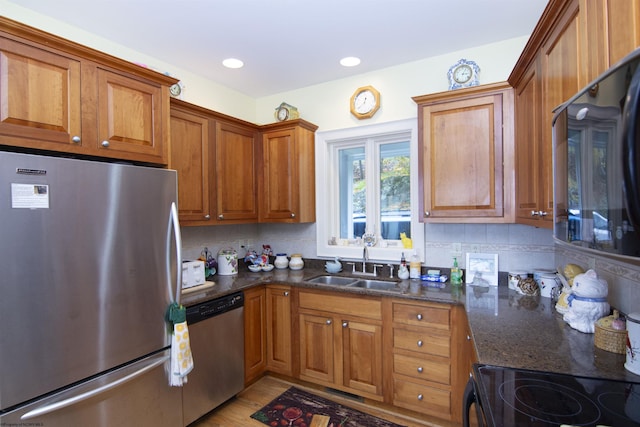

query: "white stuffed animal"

left=562, top=269, right=610, bottom=333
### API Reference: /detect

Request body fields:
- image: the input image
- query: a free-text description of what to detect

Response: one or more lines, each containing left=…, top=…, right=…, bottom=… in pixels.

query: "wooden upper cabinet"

left=215, top=120, right=259, bottom=222
left=413, top=82, right=515, bottom=223
left=93, top=68, right=167, bottom=162
left=169, top=104, right=211, bottom=222
left=0, top=16, right=175, bottom=164
left=258, top=120, right=318, bottom=223
left=0, top=37, right=81, bottom=149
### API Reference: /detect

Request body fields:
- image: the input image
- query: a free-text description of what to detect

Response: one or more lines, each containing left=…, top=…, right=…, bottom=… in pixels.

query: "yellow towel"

left=169, top=321, right=194, bottom=386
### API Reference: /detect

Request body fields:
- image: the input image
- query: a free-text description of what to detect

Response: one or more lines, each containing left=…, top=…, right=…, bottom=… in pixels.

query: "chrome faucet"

left=347, top=246, right=383, bottom=277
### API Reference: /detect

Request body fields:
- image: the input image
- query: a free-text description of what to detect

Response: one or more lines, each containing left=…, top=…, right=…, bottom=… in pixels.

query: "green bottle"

left=451, top=257, right=462, bottom=285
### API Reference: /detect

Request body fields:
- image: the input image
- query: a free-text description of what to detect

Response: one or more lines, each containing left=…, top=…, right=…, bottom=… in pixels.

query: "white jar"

left=274, top=253, right=289, bottom=269
left=289, top=254, right=304, bottom=270
left=626, top=312, right=640, bottom=375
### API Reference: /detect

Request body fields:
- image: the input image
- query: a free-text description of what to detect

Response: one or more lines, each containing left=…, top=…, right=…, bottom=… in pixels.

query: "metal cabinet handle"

left=417, top=340, right=423, bottom=347
left=540, top=211, right=548, bottom=216
left=342, top=321, right=348, bottom=328
left=326, top=319, right=332, bottom=325
left=284, top=291, right=289, bottom=297
left=467, top=335, right=471, bottom=341
left=204, top=214, right=211, bottom=219
left=416, top=314, right=423, bottom=320
left=291, top=212, right=296, bottom=218
left=417, top=394, right=423, bottom=401
left=101, top=140, right=110, bottom=147
left=424, top=211, right=430, bottom=217
left=218, top=214, right=224, bottom=220
left=72, top=135, right=81, bottom=143
left=417, top=366, right=423, bottom=373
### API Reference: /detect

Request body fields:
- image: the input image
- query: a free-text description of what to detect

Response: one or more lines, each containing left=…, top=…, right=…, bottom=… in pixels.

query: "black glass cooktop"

left=474, top=364, right=640, bottom=427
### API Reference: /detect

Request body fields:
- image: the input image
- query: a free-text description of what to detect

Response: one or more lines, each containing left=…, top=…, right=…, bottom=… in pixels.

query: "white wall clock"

left=169, top=81, right=185, bottom=99
left=448, top=59, right=480, bottom=90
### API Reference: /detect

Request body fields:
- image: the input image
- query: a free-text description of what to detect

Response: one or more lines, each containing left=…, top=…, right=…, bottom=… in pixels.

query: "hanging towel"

left=170, top=320, right=194, bottom=386
left=167, top=302, right=194, bottom=386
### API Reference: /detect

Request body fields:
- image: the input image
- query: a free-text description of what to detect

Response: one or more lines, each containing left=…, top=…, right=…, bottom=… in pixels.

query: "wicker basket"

left=594, top=313, right=627, bottom=354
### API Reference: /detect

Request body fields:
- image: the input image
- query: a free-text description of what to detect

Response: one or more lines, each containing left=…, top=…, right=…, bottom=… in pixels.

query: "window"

left=316, top=119, right=423, bottom=262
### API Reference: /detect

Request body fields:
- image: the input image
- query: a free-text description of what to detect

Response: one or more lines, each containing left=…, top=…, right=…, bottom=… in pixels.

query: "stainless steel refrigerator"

left=0, top=151, right=183, bottom=426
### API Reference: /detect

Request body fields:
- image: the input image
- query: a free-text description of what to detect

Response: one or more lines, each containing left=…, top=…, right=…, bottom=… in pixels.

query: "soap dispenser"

left=409, top=250, right=421, bottom=279
left=398, top=252, right=410, bottom=279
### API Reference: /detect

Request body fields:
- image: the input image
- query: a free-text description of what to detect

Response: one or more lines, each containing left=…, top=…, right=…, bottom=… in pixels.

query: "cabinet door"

left=604, top=0, right=640, bottom=66
left=214, top=121, right=258, bottom=222
left=94, top=68, right=166, bottom=163
left=170, top=108, right=211, bottom=223
left=0, top=37, right=81, bottom=150
left=515, top=61, right=544, bottom=223
left=417, top=85, right=514, bottom=222
left=244, top=286, right=266, bottom=385
left=299, top=312, right=335, bottom=384
left=266, top=285, right=292, bottom=375
left=341, top=319, right=383, bottom=399
left=259, top=124, right=316, bottom=223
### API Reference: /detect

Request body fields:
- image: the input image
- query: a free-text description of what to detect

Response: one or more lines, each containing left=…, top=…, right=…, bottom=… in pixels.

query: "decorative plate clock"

left=350, top=85, right=380, bottom=119
left=447, top=59, right=480, bottom=90
left=169, top=82, right=184, bottom=99
left=274, top=102, right=299, bottom=121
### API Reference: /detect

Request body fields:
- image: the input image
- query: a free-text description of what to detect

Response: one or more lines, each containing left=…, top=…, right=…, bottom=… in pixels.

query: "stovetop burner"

left=474, top=364, right=640, bottom=427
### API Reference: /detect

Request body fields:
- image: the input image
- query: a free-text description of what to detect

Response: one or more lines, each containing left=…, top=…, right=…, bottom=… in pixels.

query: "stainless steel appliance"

left=183, top=292, right=244, bottom=426
left=553, top=47, right=640, bottom=263
left=467, top=364, right=640, bottom=427
left=0, top=151, right=183, bottom=426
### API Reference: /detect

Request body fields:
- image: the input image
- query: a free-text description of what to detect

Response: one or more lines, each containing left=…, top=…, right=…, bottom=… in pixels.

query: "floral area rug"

left=250, top=386, right=407, bottom=427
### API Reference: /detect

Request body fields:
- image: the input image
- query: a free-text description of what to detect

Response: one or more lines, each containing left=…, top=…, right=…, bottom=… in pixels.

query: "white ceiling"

left=11, top=0, right=549, bottom=98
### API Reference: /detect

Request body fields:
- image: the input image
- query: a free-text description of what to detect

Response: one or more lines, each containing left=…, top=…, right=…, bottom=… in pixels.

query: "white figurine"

left=562, top=269, right=610, bottom=333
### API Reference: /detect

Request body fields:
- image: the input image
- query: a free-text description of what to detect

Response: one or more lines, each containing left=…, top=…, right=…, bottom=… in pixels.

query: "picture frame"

left=465, top=252, right=499, bottom=286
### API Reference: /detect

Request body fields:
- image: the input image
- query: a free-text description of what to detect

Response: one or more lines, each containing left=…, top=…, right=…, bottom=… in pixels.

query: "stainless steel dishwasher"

left=183, top=291, right=244, bottom=426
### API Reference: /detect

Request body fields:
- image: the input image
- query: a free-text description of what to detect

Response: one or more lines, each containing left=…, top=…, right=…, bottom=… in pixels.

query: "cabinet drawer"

left=393, top=353, right=450, bottom=385
left=392, top=378, right=450, bottom=417
left=393, top=327, right=450, bottom=357
left=392, top=302, right=449, bottom=330
left=298, top=291, right=381, bottom=320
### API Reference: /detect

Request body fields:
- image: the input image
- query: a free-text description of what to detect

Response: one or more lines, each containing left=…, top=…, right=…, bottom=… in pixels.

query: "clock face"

left=354, top=90, right=377, bottom=114
left=277, top=107, right=289, bottom=121
left=169, top=83, right=182, bottom=98
left=350, top=85, right=380, bottom=119
left=453, top=65, right=473, bottom=84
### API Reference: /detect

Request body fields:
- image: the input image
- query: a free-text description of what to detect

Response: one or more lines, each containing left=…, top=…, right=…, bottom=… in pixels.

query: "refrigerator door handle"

left=20, top=353, right=170, bottom=420
left=169, top=202, right=183, bottom=304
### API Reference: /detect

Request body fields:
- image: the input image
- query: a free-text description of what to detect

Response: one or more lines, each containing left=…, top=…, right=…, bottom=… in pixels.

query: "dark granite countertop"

left=179, top=264, right=640, bottom=384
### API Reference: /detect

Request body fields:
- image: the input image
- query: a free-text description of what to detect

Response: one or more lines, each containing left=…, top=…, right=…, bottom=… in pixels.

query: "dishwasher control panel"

left=186, top=291, right=244, bottom=325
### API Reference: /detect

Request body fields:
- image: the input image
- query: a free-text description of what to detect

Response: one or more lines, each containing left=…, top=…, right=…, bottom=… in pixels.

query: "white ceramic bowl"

left=248, top=264, right=261, bottom=272
left=261, top=264, right=274, bottom=272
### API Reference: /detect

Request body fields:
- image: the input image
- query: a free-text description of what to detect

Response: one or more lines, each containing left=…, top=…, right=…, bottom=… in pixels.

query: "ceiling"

left=11, top=0, right=549, bottom=98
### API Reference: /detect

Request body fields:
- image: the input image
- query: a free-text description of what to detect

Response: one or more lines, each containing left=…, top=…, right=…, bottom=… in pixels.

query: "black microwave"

left=553, top=47, right=640, bottom=263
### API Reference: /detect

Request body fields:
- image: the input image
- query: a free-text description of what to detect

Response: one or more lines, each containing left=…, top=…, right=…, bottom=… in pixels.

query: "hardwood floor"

left=190, top=375, right=458, bottom=427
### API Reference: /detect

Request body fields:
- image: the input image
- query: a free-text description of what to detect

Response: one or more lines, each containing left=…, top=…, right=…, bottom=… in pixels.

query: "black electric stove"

left=472, top=364, right=640, bottom=427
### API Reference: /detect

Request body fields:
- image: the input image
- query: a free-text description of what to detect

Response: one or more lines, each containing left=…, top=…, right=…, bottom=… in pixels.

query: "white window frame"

left=315, top=118, right=424, bottom=262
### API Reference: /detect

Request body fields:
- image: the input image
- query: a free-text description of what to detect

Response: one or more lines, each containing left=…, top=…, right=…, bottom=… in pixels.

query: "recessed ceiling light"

left=222, top=58, right=244, bottom=69
left=340, top=56, right=361, bottom=67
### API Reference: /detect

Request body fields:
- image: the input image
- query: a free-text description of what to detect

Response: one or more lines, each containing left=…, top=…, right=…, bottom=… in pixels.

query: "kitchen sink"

left=307, top=275, right=358, bottom=286
left=348, top=279, right=400, bottom=291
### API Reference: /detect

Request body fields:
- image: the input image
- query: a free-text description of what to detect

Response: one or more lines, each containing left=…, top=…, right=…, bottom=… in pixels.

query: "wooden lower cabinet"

left=243, top=285, right=266, bottom=385
left=298, top=290, right=384, bottom=401
left=266, top=285, right=292, bottom=375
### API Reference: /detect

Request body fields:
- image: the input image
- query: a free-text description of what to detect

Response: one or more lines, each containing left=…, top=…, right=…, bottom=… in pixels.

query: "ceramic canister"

left=217, top=248, right=238, bottom=275
left=626, top=312, right=640, bottom=375
left=538, top=273, right=561, bottom=299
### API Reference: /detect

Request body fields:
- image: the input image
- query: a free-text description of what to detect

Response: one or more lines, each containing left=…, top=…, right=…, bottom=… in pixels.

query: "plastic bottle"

left=451, top=257, right=462, bottom=285
left=409, top=250, right=421, bottom=279
left=398, top=252, right=409, bottom=279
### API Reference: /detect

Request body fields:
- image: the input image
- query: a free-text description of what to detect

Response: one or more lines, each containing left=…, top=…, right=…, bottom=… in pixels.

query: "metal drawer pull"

left=72, top=135, right=81, bottom=143
left=326, top=319, right=332, bottom=325
left=342, top=321, right=348, bottom=328
left=417, top=394, right=423, bottom=401
left=101, top=140, right=110, bottom=147
left=416, top=314, right=423, bottom=320
left=417, top=366, right=423, bottom=373
left=417, top=340, right=423, bottom=347
left=284, top=291, right=289, bottom=296
left=204, top=214, right=211, bottom=219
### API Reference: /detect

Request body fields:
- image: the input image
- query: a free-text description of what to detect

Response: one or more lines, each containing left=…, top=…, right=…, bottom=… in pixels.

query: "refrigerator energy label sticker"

left=11, top=183, right=50, bottom=209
